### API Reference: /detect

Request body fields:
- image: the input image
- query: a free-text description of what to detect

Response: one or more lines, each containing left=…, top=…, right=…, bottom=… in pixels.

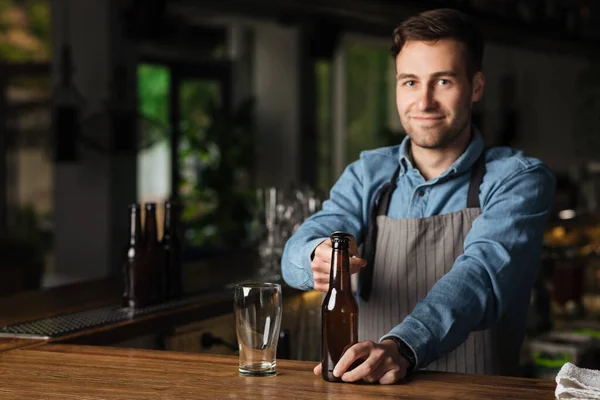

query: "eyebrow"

left=396, top=71, right=458, bottom=80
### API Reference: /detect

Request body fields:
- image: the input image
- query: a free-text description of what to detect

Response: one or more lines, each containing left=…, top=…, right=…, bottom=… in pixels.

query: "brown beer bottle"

left=123, top=204, right=149, bottom=308
left=321, top=231, right=359, bottom=382
left=144, top=203, right=163, bottom=304
left=162, top=200, right=182, bottom=300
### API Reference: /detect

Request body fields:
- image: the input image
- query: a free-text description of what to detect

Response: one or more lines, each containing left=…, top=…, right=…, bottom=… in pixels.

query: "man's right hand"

left=311, top=237, right=367, bottom=292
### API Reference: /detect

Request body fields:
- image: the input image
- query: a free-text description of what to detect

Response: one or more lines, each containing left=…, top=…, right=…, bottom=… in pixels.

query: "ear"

left=471, top=71, right=485, bottom=102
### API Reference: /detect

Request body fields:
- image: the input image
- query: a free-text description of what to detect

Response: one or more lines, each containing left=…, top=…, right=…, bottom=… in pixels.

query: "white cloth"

left=556, top=362, right=600, bottom=399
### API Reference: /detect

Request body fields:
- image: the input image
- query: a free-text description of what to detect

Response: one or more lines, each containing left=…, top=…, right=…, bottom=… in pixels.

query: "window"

left=316, top=35, right=405, bottom=190
left=344, top=39, right=404, bottom=163
left=137, top=60, right=253, bottom=251
left=136, top=63, right=171, bottom=239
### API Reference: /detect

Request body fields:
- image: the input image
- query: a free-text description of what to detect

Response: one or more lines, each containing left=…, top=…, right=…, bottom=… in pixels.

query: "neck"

left=411, top=125, right=472, bottom=181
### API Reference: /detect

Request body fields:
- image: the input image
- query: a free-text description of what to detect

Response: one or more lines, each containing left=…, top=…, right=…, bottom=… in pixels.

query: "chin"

left=407, top=122, right=469, bottom=149
left=412, top=139, right=447, bottom=149
left=408, top=130, right=449, bottom=149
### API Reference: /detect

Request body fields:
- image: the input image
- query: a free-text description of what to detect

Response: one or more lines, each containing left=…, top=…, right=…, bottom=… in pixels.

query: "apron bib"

left=358, top=152, right=518, bottom=375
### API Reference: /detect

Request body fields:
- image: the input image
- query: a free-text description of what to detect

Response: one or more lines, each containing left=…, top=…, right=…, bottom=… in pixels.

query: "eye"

left=403, top=80, right=415, bottom=87
left=437, top=79, right=450, bottom=86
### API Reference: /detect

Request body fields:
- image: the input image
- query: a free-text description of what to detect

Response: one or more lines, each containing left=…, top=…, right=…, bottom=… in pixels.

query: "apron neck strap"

left=359, top=148, right=487, bottom=301
left=376, top=148, right=487, bottom=216
left=360, top=163, right=401, bottom=301
left=375, top=164, right=402, bottom=217
left=466, top=149, right=487, bottom=209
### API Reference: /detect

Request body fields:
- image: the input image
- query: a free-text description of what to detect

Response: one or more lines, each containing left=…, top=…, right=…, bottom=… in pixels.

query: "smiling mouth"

left=411, top=116, right=445, bottom=120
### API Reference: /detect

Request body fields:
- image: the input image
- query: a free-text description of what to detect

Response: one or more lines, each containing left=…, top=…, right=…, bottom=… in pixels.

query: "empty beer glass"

left=234, top=282, right=282, bottom=377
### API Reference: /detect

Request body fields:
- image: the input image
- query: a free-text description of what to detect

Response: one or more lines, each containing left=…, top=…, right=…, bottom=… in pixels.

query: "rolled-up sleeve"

left=387, top=163, right=555, bottom=369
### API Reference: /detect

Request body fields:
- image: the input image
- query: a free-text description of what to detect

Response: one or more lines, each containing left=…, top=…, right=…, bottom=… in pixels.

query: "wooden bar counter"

left=0, top=343, right=555, bottom=399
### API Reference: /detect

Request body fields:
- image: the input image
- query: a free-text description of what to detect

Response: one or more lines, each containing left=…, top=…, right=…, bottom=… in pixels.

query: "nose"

left=416, top=86, right=436, bottom=111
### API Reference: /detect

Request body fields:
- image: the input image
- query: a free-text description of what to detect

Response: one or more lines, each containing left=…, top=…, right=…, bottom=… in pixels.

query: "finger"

left=313, top=271, right=330, bottom=284
left=349, top=258, right=367, bottom=274
left=378, top=367, right=405, bottom=385
left=333, top=342, right=372, bottom=378
left=314, top=239, right=332, bottom=260
left=362, top=360, right=390, bottom=384
left=315, top=257, right=364, bottom=276
left=341, top=348, right=385, bottom=382
left=313, top=251, right=332, bottom=265
left=314, top=363, right=322, bottom=376
left=311, top=259, right=331, bottom=275
left=314, top=282, right=329, bottom=292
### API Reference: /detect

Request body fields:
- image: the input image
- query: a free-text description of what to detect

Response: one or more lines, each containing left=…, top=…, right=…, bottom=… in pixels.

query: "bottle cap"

left=330, top=231, right=353, bottom=244
left=165, top=200, right=181, bottom=211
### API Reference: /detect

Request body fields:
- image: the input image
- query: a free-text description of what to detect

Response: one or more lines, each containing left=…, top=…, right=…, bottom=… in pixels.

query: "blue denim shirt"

left=281, top=131, right=555, bottom=370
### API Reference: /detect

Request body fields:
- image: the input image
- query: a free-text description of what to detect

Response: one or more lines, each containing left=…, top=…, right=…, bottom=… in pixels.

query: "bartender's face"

left=395, top=39, right=484, bottom=149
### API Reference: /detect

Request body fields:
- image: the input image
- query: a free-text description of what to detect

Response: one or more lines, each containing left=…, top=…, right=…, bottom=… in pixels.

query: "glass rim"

left=234, top=282, right=281, bottom=290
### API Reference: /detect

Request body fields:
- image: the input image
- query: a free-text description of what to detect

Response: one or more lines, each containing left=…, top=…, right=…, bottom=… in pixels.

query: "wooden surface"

left=0, top=252, right=260, bottom=328
left=0, top=256, right=249, bottom=328
left=0, top=280, right=235, bottom=348
left=0, top=251, right=268, bottom=346
left=0, top=279, right=307, bottom=355
left=0, top=251, right=285, bottom=347
left=0, top=343, right=556, bottom=399
left=0, top=278, right=118, bottom=327
left=54, top=290, right=235, bottom=345
left=0, top=337, right=46, bottom=352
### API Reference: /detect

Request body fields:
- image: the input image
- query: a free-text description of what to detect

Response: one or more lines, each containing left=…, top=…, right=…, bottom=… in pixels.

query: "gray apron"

left=358, top=151, right=519, bottom=375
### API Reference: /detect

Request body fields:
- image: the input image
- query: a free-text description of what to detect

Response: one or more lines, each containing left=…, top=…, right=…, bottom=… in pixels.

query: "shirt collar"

left=397, top=127, right=485, bottom=178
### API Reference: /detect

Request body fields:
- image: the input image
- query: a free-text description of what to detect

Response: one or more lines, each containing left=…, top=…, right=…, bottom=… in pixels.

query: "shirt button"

left=418, top=189, right=425, bottom=197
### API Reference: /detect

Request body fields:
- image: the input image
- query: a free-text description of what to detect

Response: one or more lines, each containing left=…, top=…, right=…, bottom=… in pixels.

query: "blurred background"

left=1, top=0, right=600, bottom=379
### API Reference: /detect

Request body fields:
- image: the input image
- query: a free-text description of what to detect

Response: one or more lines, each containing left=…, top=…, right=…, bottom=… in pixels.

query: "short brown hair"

left=391, top=8, right=484, bottom=79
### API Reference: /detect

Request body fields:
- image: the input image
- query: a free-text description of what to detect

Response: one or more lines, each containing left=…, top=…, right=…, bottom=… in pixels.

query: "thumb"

left=350, top=257, right=367, bottom=274
left=314, top=363, right=322, bottom=376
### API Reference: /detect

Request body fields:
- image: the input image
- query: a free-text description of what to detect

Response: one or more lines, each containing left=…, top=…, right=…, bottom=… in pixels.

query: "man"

left=281, top=8, right=555, bottom=385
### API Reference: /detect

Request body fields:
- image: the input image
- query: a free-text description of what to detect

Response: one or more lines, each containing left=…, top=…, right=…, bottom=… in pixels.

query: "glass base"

left=239, top=362, right=277, bottom=377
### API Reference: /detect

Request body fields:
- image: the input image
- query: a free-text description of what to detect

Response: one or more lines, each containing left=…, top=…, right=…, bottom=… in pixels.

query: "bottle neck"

left=330, top=247, right=351, bottom=292
left=129, top=208, right=142, bottom=245
left=144, top=208, right=158, bottom=245
left=163, top=206, right=177, bottom=239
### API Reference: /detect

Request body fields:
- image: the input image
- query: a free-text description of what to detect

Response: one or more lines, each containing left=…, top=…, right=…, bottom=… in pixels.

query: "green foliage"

left=26, top=0, right=50, bottom=40
left=0, top=0, right=50, bottom=62
left=137, top=64, right=257, bottom=249
left=0, top=41, right=33, bottom=61
left=137, top=64, right=170, bottom=125
left=345, top=42, right=402, bottom=161
left=180, top=97, right=256, bottom=249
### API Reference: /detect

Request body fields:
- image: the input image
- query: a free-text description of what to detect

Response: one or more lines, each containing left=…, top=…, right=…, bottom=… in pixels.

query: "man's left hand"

left=313, top=340, right=411, bottom=384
